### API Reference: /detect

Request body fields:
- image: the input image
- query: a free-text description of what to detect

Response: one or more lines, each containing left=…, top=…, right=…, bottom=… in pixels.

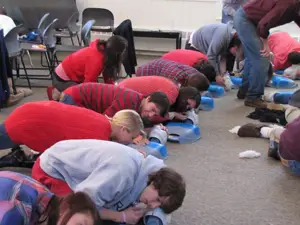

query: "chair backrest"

left=81, top=19, right=96, bottom=46
left=67, top=11, right=80, bottom=33
left=42, top=18, right=59, bottom=48
left=4, top=24, right=23, bottom=55
left=82, top=8, right=114, bottom=32
left=37, top=13, right=50, bottom=38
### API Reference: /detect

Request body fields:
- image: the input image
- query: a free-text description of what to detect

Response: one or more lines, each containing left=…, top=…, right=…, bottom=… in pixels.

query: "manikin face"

left=58, top=212, right=94, bottom=225
left=140, top=97, right=161, bottom=119
left=139, top=184, right=168, bottom=210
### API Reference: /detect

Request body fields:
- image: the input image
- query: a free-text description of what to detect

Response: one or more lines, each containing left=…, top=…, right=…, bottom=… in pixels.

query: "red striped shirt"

left=64, top=83, right=144, bottom=117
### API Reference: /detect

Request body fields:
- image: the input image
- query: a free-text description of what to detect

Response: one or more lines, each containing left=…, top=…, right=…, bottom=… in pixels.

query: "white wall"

left=77, top=0, right=221, bottom=32
left=76, top=0, right=300, bottom=53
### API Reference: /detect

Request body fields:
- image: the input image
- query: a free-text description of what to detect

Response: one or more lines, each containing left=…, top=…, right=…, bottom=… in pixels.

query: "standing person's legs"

left=0, top=123, right=19, bottom=149
left=234, top=8, right=269, bottom=107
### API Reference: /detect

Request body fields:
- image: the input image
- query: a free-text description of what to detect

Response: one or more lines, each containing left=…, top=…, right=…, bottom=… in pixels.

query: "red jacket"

left=5, top=101, right=111, bottom=152
left=162, top=49, right=208, bottom=67
left=61, top=40, right=113, bottom=84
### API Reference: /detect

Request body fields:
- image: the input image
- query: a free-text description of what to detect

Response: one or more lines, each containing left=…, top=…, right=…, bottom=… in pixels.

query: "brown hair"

left=41, top=192, right=101, bottom=225
left=173, top=87, right=201, bottom=112
left=186, top=72, right=210, bottom=92
left=147, top=167, right=186, bottom=214
left=193, top=61, right=216, bottom=83
left=97, top=35, right=128, bottom=81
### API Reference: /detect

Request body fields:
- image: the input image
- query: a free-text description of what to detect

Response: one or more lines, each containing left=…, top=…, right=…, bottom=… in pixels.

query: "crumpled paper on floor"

left=239, top=150, right=261, bottom=159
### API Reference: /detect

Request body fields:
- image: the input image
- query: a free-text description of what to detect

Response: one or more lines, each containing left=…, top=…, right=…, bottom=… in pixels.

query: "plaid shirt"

left=64, top=83, right=144, bottom=117
left=0, top=171, right=53, bottom=225
left=136, top=58, right=200, bottom=86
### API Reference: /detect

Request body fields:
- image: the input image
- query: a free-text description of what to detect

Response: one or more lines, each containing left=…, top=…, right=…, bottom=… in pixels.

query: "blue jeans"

left=0, top=123, right=18, bottom=149
left=60, top=94, right=76, bottom=105
left=234, top=8, right=269, bottom=100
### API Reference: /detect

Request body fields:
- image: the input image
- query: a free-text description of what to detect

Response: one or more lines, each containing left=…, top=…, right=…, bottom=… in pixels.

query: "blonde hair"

left=111, top=110, right=144, bottom=133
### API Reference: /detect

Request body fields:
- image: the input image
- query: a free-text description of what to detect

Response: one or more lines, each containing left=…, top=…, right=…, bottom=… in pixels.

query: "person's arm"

left=206, top=30, right=228, bottom=77
left=101, top=207, right=145, bottom=224
left=257, top=1, right=296, bottom=39
left=100, top=208, right=123, bottom=223
left=219, top=55, right=227, bottom=76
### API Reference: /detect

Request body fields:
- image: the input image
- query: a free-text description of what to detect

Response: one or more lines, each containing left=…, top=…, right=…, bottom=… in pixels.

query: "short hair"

left=173, top=87, right=201, bottom=112
left=186, top=72, right=210, bottom=92
left=287, top=51, right=300, bottom=65
left=148, top=92, right=170, bottom=117
left=193, top=61, right=217, bottom=82
left=228, top=35, right=241, bottom=49
left=111, top=109, right=144, bottom=134
left=147, top=167, right=186, bottom=214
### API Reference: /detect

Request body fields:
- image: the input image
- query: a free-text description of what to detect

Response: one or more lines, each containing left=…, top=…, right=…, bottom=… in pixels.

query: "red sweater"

left=118, top=76, right=179, bottom=105
left=64, top=83, right=144, bottom=117
left=162, top=49, right=208, bottom=67
left=5, top=101, right=111, bottom=152
left=268, top=32, right=300, bottom=70
left=61, top=40, right=113, bottom=84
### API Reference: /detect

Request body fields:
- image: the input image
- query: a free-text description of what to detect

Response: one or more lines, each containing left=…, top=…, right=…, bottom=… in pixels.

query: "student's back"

left=118, top=76, right=179, bottom=105
left=136, top=58, right=200, bottom=86
left=268, top=32, right=300, bottom=70
left=162, top=49, right=208, bottom=67
left=63, top=83, right=144, bottom=117
left=4, top=101, right=111, bottom=152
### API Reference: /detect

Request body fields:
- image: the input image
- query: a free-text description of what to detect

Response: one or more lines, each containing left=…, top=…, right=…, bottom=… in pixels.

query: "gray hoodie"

left=40, top=140, right=167, bottom=223
left=191, top=23, right=236, bottom=75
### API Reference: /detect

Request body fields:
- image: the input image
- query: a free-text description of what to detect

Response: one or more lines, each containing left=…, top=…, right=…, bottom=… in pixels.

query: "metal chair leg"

left=70, top=36, right=75, bottom=46
left=76, top=33, right=81, bottom=46
left=20, top=54, right=31, bottom=89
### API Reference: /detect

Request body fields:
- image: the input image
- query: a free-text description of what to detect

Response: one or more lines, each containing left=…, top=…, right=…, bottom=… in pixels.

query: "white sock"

left=260, top=127, right=274, bottom=139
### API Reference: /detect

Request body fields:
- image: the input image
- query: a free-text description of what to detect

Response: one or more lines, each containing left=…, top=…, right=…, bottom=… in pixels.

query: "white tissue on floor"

left=229, top=126, right=241, bottom=134
left=239, top=150, right=261, bottom=159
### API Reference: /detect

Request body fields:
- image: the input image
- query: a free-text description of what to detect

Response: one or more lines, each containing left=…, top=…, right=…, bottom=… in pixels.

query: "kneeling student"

left=33, top=139, right=186, bottom=225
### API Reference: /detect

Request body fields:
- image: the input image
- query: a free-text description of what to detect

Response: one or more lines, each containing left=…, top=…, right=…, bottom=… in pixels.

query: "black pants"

left=52, top=71, right=79, bottom=92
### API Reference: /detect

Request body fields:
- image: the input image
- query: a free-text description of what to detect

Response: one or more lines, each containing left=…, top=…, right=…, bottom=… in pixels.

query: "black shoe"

left=0, top=147, right=39, bottom=168
left=268, top=141, right=280, bottom=160
left=237, top=88, right=247, bottom=99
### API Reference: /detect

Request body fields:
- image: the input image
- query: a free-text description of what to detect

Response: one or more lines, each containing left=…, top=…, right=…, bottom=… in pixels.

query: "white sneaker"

left=263, top=92, right=275, bottom=102
left=224, top=73, right=233, bottom=91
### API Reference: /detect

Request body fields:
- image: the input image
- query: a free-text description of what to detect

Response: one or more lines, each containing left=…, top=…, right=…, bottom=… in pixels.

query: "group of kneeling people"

left=0, top=99, right=186, bottom=225
left=0, top=34, right=222, bottom=225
